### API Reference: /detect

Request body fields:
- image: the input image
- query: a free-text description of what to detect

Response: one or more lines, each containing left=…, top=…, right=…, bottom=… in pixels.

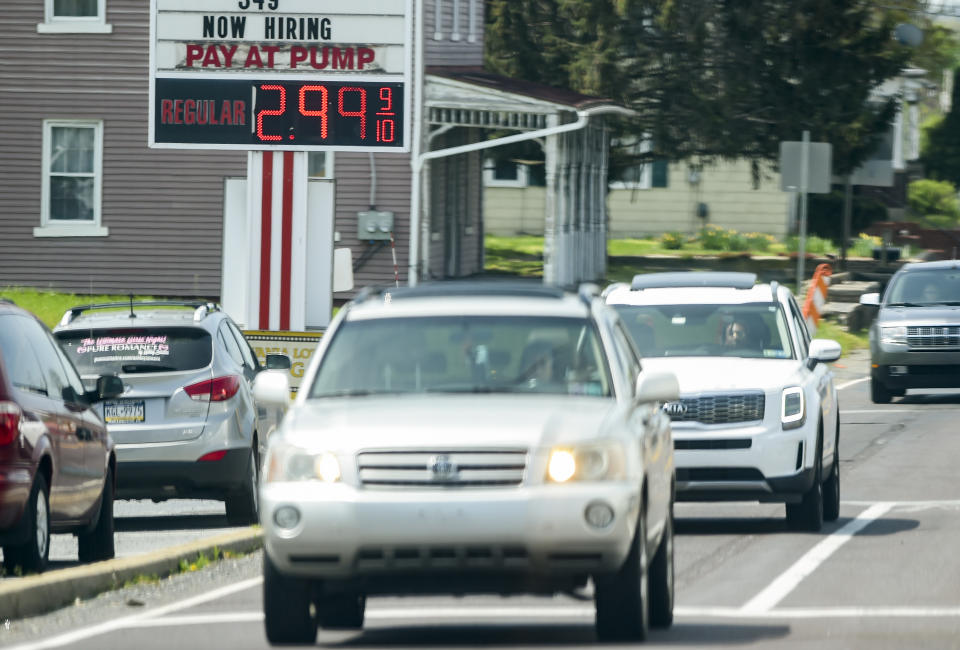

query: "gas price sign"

left=154, top=78, right=404, bottom=149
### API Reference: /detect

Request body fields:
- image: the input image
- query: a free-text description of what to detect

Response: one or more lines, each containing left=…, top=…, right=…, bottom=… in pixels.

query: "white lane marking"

left=836, top=377, right=869, bottom=391
left=4, top=577, right=263, bottom=650
left=840, top=409, right=928, bottom=415
left=844, top=500, right=960, bottom=508
left=739, top=502, right=894, bottom=615
left=118, top=605, right=960, bottom=629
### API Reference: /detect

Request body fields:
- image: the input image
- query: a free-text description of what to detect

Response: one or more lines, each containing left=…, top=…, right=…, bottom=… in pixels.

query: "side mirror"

left=95, top=375, right=124, bottom=401
left=265, top=354, right=292, bottom=371
left=635, top=370, right=680, bottom=404
left=859, top=292, right=880, bottom=306
left=808, top=338, right=842, bottom=365
left=253, top=370, right=292, bottom=407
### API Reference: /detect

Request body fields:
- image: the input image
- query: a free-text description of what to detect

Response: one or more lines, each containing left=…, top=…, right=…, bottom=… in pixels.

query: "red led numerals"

left=256, top=85, right=286, bottom=142
left=298, top=85, right=329, bottom=139
left=337, top=87, right=367, bottom=139
left=376, top=87, right=396, bottom=143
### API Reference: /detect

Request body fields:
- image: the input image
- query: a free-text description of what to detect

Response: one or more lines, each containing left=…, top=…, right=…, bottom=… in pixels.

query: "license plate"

left=104, top=400, right=145, bottom=424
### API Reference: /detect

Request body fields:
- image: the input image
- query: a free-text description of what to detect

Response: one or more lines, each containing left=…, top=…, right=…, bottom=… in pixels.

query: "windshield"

left=885, top=269, right=960, bottom=306
left=308, top=316, right=612, bottom=398
left=56, top=327, right=213, bottom=375
left=613, top=303, right=794, bottom=359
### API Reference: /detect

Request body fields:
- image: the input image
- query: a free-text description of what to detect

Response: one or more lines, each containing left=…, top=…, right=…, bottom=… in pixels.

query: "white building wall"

left=484, top=159, right=791, bottom=239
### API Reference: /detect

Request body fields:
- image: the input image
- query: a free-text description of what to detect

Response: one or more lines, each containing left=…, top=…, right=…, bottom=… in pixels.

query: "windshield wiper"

left=121, top=364, right=178, bottom=373
left=313, top=389, right=403, bottom=398
left=886, top=302, right=926, bottom=307
left=426, top=385, right=521, bottom=394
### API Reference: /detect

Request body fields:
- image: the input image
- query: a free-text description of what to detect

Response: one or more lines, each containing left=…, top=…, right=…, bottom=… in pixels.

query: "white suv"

left=253, top=282, right=679, bottom=644
left=605, top=272, right=842, bottom=531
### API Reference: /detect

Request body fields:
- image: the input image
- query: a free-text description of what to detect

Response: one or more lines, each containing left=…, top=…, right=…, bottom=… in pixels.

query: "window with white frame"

left=483, top=158, right=529, bottom=188
left=608, top=137, right=669, bottom=190
left=38, top=0, right=112, bottom=34
left=35, top=120, right=107, bottom=238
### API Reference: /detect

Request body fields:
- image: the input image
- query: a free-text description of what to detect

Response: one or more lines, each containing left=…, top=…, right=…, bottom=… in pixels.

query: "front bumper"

left=871, top=345, right=960, bottom=390
left=261, top=481, right=640, bottom=591
left=672, top=419, right=817, bottom=503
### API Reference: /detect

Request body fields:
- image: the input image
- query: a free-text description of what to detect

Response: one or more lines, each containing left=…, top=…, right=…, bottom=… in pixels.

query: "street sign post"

left=780, top=134, right=833, bottom=291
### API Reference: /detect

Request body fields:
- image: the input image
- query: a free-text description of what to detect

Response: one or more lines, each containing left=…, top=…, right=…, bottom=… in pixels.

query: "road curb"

left=0, top=527, right=263, bottom=621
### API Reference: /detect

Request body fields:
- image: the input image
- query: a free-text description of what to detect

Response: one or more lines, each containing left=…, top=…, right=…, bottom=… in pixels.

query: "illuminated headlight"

left=781, top=387, right=805, bottom=430
left=547, top=442, right=626, bottom=483
left=881, top=326, right=907, bottom=344
left=264, top=442, right=341, bottom=483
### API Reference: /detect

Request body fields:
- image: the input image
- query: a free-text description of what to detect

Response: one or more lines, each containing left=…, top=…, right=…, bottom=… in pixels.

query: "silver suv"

left=54, top=301, right=285, bottom=524
left=253, top=283, right=679, bottom=644
left=861, top=260, right=960, bottom=403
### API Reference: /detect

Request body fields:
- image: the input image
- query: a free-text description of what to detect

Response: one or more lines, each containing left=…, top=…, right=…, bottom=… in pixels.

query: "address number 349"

left=238, top=0, right=279, bottom=10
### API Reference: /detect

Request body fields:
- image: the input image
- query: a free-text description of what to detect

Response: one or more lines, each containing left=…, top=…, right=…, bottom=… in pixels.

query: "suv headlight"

left=781, top=387, right=805, bottom=430
left=546, top=441, right=626, bottom=483
left=264, top=441, right=341, bottom=483
left=880, top=326, right=907, bottom=344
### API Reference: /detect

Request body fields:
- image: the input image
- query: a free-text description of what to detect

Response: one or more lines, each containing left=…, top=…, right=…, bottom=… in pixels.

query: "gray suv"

left=861, top=261, right=960, bottom=403
left=54, top=301, right=285, bottom=524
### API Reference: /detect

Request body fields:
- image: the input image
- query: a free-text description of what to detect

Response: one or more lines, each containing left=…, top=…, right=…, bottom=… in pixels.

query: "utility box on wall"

left=357, top=210, right=394, bottom=241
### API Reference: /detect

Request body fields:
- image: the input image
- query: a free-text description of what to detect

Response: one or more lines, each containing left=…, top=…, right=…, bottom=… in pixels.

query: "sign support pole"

left=796, top=130, right=810, bottom=292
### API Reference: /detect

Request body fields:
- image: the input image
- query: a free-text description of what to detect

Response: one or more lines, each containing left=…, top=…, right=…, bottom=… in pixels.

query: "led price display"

left=153, top=78, right=405, bottom=150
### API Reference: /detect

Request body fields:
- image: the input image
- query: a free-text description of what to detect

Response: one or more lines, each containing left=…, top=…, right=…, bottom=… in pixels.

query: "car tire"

left=786, top=434, right=823, bottom=532
left=870, top=377, right=892, bottom=404
left=3, top=473, right=50, bottom=575
left=648, top=504, right=674, bottom=629
left=263, top=553, right=317, bottom=645
left=225, top=446, right=258, bottom=526
left=317, top=593, right=366, bottom=630
left=78, top=466, right=116, bottom=563
left=823, top=424, right=841, bottom=523
left=594, top=508, right=649, bottom=642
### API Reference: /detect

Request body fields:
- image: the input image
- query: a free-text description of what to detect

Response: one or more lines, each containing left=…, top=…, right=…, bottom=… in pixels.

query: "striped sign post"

left=245, top=150, right=309, bottom=332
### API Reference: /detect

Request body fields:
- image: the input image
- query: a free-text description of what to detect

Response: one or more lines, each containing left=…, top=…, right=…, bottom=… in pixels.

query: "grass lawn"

left=484, top=236, right=870, bottom=353
left=0, top=287, right=160, bottom=329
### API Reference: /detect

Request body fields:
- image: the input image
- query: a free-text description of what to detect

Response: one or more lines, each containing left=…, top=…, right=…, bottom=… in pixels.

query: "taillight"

left=184, top=376, right=241, bottom=402
left=198, top=450, right=228, bottom=462
left=0, top=402, right=22, bottom=446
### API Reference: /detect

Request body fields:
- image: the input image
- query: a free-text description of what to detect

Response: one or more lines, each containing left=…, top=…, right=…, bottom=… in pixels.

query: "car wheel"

left=3, top=473, right=50, bottom=575
left=78, top=466, right=116, bottom=563
left=870, top=377, right=892, bottom=404
left=648, top=504, right=674, bottom=628
left=225, top=446, right=258, bottom=526
left=263, top=552, right=317, bottom=645
left=823, top=424, right=841, bottom=523
left=317, top=593, right=366, bottom=630
left=594, top=508, right=649, bottom=642
left=786, top=434, right=823, bottom=532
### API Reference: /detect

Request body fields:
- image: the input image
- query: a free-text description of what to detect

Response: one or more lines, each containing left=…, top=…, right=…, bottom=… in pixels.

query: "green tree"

left=922, top=68, right=960, bottom=186
left=485, top=0, right=914, bottom=174
left=907, top=178, right=960, bottom=228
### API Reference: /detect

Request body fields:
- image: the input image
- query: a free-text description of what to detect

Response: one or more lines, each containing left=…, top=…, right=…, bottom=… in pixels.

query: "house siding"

left=484, top=160, right=790, bottom=240
left=425, top=0, right=485, bottom=66
left=334, top=152, right=412, bottom=295
left=0, top=0, right=245, bottom=297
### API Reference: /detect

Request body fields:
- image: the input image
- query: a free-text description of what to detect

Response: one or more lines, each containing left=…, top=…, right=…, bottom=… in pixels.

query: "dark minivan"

left=0, top=299, right=123, bottom=573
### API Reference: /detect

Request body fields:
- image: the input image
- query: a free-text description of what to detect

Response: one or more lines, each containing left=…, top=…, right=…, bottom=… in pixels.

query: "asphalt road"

left=4, top=358, right=960, bottom=649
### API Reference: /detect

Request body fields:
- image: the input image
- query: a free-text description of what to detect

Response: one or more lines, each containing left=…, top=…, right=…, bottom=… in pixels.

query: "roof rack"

left=59, top=300, right=221, bottom=327
left=769, top=280, right=780, bottom=302
left=363, top=281, right=569, bottom=302
left=630, top=272, right=758, bottom=291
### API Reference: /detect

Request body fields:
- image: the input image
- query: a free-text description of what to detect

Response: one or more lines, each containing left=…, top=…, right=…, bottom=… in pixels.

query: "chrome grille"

left=907, top=326, right=960, bottom=350
left=666, top=392, right=765, bottom=425
left=357, top=450, right=527, bottom=487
